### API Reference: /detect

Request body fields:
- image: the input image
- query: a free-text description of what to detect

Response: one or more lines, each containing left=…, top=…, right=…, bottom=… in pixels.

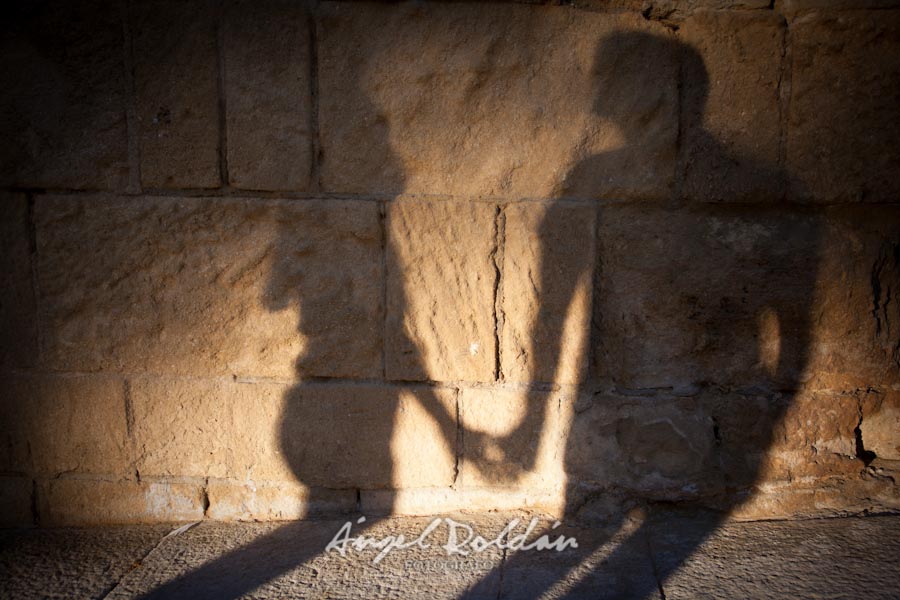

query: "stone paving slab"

left=0, top=524, right=172, bottom=599
left=0, top=513, right=898, bottom=599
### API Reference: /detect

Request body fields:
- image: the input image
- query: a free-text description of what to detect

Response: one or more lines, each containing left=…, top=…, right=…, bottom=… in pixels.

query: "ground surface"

left=1, top=511, right=898, bottom=599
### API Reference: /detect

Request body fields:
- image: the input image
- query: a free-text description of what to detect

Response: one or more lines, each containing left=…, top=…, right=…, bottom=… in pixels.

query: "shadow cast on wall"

left=141, top=29, right=822, bottom=600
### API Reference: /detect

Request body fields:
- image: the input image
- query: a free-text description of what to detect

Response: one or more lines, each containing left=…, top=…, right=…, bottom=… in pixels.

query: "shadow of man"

left=467, top=30, right=821, bottom=599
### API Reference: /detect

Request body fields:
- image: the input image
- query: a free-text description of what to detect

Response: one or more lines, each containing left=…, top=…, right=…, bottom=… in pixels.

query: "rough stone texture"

left=0, top=524, right=173, bottom=599
left=0, top=374, right=130, bottom=477
left=36, top=195, right=381, bottom=379
left=6, top=514, right=898, bottom=599
left=787, top=11, right=900, bottom=202
left=763, top=390, right=862, bottom=481
left=360, top=487, right=564, bottom=517
left=38, top=478, right=204, bottom=526
left=654, top=513, right=900, bottom=599
left=458, top=388, right=570, bottom=493
left=805, top=206, right=900, bottom=391
left=782, top=0, right=900, bottom=12
left=278, top=383, right=458, bottom=489
left=0, top=192, right=37, bottom=368
left=318, top=2, right=677, bottom=199
left=568, top=395, right=720, bottom=500
left=641, top=0, right=771, bottom=21
left=207, top=481, right=356, bottom=521
left=497, top=521, right=659, bottom=600
left=386, top=199, right=497, bottom=383
left=0, top=0, right=128, bottom=190
left=224, top=0, right=312, bottom=191
left=593, top=205, right=821, bottom=391
left=678, top=10, right=786, bottom=202
left=0, top=476, right=33, bottom=526
left=101, top=517, right=503, bottom=600
left=132, top=0, right=220, bottom=189
left=132, top=377, right=456, bottom=490
left=501, top=203, right=596, bottom=385
left=861, top=390, right=900, bottom=461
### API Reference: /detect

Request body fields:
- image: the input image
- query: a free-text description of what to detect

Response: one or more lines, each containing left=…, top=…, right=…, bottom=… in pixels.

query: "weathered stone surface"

left=501, top=202, right=595, bottom=385
left=0, top=192, right=37, bottom=368
left=36, top=195, right=381, bottom=379
left=386, top=199, right=496, bottom=383
left=131, top=376, right=238, bottom=480
left=0, top=0, right=129, bottom=189
left=805, top=206, right=900, bottom=390
left=458, top=388, right=569, bottom=495
left=278, top=383, right=458, bottom=489
left=318, top=2, right=677, bottom=199
left=593, top=205, right=821, bottom=390
left=102, top=517, right=508, bottom=599
left=132, top=0, right=220, bottom=188
left=782, top=0, right=900, bottom=11
left=207, top=480, right=356, bottom=521
left=679, top=10, right=786, bottom=201
left=498, top=521, right=659, bottom=600
left=861, top=391, right=900, bottom=461
left=132, top=377, right=456, bottom=490
left=787, top=11, right=900, bottom=201
left=0, top=476, right=33, bottom=526
left=654, top=513, right=900, bottom=599
left=5, top=514, right=900, bottom=599
left=638, top=0, right=771, bottom=22
left=224, top=0, right=312, bottom=191
left=0, top=374, right=130, bottom=476
left=360, top=487, right=564, bottom=517
left=758, top=390, right=862, bottom=481
left=0, top=524, right=173, bottom=599
left=568, top=395, right=719, bottom=499
left=39, top=478, right=204, bottom=525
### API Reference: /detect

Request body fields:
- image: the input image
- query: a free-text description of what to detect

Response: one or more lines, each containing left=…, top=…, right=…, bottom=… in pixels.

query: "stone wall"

left=1, top=0, right=898, bottom=526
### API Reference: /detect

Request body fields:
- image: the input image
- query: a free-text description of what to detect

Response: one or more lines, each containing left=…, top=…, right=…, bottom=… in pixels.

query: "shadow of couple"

left=142, top=30, right=820, bottom=599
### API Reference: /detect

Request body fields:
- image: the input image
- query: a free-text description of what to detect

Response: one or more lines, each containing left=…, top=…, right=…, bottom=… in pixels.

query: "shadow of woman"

left=467, top=31, right=821, bottom=599
left=138, top=36, right=475, bottom=600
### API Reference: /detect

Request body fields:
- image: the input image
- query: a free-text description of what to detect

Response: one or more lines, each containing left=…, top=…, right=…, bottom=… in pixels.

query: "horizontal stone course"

left=318, top=1, right=677, bottom=200
left=36, top=194, right=382, bottom=379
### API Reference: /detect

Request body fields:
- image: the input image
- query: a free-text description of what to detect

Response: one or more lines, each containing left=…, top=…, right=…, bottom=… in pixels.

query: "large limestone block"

left=206, top=480, right=356, bottom=520
left=736, top=390, right=861, bottom=484
left=0, top=0, right=128, bottom=189
left=0, top=374, right=130, bottom=477
left=36, top=195, right=381, bottom=379
left=593, top=205, right=821, bottom=391
left=386, top=199, right=497, bottom=383
left=132, top=0, right=220, bottom=188
left=805, top=206, right=900, bottom=390
left=224, top=0, right=312, bottom=191
left=0, top=193, right=37, bottom=368
left=679, top=10, right=786, bottom=201
left=39, top=479, right=204, bottom=525
left=132, top=378, right=457, bottom=490
left=278, top=383, right=458, bottom=489
left=861, top=391, right=900, bottom=461
left=130, top=377, right=239, bottom=480
left=567, top=395, right=720, bottom=499
left=458, top=387, right=570, bottom=491
left=787, top=11, right=900, bottom=201
left=318, top=2, right=677, bottom=200
left=501, top=202, right=596, bottom=385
